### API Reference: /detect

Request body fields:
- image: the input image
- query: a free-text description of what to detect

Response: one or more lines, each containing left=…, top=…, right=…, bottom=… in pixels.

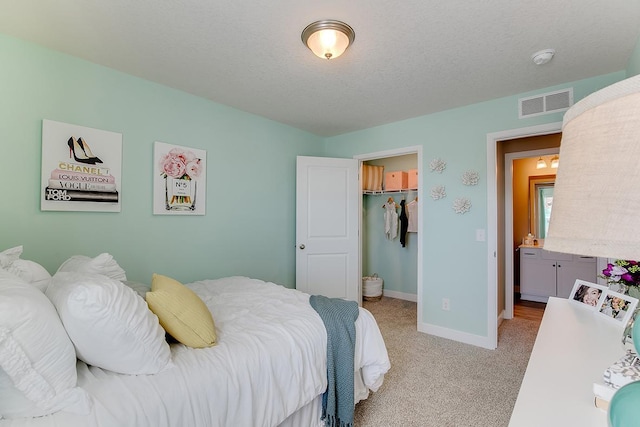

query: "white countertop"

left=518, top=244, right=542, bottom=249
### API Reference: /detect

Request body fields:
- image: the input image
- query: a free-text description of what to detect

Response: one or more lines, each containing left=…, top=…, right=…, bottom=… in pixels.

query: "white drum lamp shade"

left=544, top=75, right=640, bottom=261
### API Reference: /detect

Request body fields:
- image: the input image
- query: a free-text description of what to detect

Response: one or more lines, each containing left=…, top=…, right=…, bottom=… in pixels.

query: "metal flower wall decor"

left=462, top=170, right=479, bottom=186
left=431, top=185, right=446, bottom=200
left=452, top=197, right=471, bottom=214
left=429, top=158, right=446, bottom=173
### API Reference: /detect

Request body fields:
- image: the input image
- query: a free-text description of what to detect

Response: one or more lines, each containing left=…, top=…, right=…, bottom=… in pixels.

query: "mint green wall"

left=324, top=72, right=626, bottom=337
left=627, top=37, right=640, bottom=77
left=0, top=35, right=324, bottom=286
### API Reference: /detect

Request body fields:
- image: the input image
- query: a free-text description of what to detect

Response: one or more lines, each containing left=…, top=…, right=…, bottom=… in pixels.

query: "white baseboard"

left=382, top=291, right=494, bottom=349
left=382, top=290, right=417, bottom=302
left=418, top=321, right=495, bottom=349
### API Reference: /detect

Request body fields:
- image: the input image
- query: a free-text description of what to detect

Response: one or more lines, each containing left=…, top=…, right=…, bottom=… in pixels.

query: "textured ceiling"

left=1, top=0, right=640, bottom=137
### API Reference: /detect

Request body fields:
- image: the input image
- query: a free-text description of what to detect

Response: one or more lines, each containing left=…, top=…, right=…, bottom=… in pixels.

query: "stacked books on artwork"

left=44, top=162, right=119, bottom=203
left=593, top=350, right=640, bottom=411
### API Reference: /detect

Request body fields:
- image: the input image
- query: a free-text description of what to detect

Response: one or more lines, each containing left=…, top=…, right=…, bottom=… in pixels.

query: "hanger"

left=383, top=196, right=395, bottom=208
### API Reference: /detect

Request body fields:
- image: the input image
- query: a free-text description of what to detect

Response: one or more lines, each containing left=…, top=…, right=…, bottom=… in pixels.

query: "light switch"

left=476, top=229, right=486, bottom=242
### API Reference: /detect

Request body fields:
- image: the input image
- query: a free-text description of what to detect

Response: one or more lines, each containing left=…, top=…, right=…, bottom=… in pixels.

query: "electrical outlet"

left=476, top=229, right=486, bottom=242
left=442, top=298, right=450, bottom=311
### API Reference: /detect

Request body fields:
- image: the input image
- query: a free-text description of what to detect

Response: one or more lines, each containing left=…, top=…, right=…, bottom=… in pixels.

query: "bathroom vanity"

left=519, top=244, right=597, bottom=302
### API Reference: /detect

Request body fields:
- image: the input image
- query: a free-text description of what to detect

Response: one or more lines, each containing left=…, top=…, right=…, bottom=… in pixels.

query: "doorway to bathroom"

left=497, top=130, right=561, bottom=321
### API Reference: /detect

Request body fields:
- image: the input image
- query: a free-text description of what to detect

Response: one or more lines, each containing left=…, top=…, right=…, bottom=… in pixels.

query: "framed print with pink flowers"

left=153, top=141, right=206, bottom=215
left=41, top=119, right=122, bottom=212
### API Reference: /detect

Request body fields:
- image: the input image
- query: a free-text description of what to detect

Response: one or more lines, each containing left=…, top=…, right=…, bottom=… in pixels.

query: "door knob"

left=299, top=244, right=305, bottom=250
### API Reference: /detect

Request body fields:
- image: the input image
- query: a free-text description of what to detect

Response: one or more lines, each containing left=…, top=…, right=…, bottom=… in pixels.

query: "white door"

left=296, top=156, right=360, bottom=302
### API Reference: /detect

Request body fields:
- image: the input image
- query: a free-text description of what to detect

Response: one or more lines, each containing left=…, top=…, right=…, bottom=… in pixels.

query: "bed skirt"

left=278, top=395, right=323, bottom=427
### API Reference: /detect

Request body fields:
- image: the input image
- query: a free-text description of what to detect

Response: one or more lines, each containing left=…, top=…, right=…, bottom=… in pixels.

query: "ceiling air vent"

left=519, top=88, right=573, bottom=119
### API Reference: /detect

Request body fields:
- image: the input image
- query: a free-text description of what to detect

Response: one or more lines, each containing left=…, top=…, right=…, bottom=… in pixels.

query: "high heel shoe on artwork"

left=67, top=136, right=98, bottom=165
left=77, top=137, right=103, bottom=164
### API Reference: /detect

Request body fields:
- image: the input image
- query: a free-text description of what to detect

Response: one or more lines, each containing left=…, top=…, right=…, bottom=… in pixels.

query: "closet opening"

left=355, top=147, right=422, bottom=331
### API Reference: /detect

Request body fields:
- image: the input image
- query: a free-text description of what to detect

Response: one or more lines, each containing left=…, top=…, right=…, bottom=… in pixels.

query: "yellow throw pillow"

left=146, top=274, right=216, bottom=348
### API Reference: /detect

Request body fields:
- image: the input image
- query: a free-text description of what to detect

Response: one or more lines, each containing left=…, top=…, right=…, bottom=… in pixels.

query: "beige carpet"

left=354, top=297, right=541, bottom=427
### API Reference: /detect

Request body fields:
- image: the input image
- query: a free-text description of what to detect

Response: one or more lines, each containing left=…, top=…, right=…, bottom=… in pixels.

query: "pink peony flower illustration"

left=160, top=155, right=186, bottom=178
left=159, top=148, right=201, bottom=180
left=185, top=160, right=201, bottom=179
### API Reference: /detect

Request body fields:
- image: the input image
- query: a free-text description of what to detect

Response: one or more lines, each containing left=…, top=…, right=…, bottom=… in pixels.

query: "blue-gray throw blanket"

left=310, top=295, right=359, bottom=427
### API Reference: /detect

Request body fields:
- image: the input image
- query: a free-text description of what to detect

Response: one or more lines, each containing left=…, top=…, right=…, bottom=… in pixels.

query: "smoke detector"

left=532, top=49, right=555, bottom=65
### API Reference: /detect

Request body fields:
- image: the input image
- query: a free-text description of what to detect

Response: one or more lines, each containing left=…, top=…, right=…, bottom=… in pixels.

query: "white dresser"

left=509, top=297, right=624, bottom=426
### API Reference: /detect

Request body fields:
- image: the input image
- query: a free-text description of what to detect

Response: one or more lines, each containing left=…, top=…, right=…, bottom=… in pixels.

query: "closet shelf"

left=363, top=189, right=418, bottom=195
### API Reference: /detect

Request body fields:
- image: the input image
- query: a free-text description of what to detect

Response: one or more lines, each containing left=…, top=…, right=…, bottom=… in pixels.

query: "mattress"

left=1, top=276, right=389, bottom=427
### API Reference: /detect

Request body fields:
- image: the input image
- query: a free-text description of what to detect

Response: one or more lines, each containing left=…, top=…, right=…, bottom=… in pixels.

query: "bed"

left=0, top=249, right=390, bottom=427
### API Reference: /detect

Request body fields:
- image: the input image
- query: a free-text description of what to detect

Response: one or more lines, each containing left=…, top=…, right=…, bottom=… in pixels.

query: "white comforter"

left=2, top=277, right=390, bottom=427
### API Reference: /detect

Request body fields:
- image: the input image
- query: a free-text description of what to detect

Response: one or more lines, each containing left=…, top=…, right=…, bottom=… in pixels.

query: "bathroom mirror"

left=529, top=175, right=555, bottom=239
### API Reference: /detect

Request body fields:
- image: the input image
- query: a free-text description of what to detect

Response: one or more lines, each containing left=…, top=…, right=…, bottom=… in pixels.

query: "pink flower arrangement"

left=601, top=260, right=640, bottom=298
left=159, top=148, right=202, bottom=180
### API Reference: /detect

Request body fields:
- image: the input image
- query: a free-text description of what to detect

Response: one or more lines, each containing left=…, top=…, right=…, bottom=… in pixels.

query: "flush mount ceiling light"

left=301, top=20, right=355, bottom=60
left=532, top=49, right=555, bottom=65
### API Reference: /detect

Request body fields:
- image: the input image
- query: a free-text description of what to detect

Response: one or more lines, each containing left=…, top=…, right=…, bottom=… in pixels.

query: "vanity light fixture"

left=536, top=157, right=547, bottom=169
left=550, top=155, right=559, bottom=168
left=301, top=20, right=355, bottom=60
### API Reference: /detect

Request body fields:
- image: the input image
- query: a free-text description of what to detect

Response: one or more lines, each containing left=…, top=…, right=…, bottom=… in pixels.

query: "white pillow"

left=0, top=269, right=23, bottom=282
left=122, top=280, right=151, bottom=299
left=57, top=253, right=127, bottom=281
left=46, top=272, right=171, bottom=375
left=0, top=275, right=91, bottom=419
left=6, top=259, right=51, bottom=292
left=0, top=246, right=51, bottom=292
left=0, top=246, right=22, bottom=268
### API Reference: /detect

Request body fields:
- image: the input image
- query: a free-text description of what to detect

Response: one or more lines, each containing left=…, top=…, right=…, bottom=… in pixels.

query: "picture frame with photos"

left=596, top=290, right=638, bottom=326
left=568, top=280, right=607, bottom=310
left=568, top=279, right=639, bottom=327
